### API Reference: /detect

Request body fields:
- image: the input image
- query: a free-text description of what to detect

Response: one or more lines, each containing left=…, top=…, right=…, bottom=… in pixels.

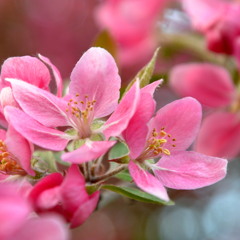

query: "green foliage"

left=123, top=48, right=160, bottom=96
left=102, top=184, right=174, bottom=205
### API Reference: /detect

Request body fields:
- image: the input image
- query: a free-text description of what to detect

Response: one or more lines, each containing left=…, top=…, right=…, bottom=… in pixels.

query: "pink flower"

left=29, top=164, right=100, bottom=228
left=170, top=63, right=240, bottom=159
left=4, top=47, right=120, bottom=161
left=0, top=55, right=63, bottom=127
left=96, top=0, right=167, bottom=66
left=0, top=182, right=69, bottom=240
left=0, top=126, right=34, bottom=176
left=182, top=0, right=240, bottom=60
left=123, top=97, right=227, bottom=201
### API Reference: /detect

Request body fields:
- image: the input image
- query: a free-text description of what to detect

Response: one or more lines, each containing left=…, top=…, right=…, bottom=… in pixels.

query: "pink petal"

left=1, top=56, right=51, bottom=90
left=0, top=184, right=31, bottom=240
left=5, top=125, right=35, bottom=176
left=12, top=215, right=70, bottom=240
left=62, top=141, right=116, bottom=164
left=104, top=81, right=140, bottom=140
left=70, top=191, right=100, bottom=228
left=37, top=187, right=61, bottom=209
left=123, top=93, right=156, bottom=159
left=37, top=54, right=63, bottom=97
left=60, top=165, right=89, bottom=214
left=5, top=107, right=70, bottom=151
left=149, top=97, right=202, bottom=152
left=155, top=151, right=227, bottom=189
left=170, top=63, right=235, bottom=107
left=128, top=161, right=169, bottom=201
left=0, top=129, right=6, bottom=141
left=69, top=47, right=121, bottom=118
left=195, top=111, right=240, bottom=159
left=0, top=87, right=19, bottom=109
left=8, top=79, right=68, bottom=128
left=182, top=0, right=227, bottom=31
left=29, top=173, right=64, bottom=207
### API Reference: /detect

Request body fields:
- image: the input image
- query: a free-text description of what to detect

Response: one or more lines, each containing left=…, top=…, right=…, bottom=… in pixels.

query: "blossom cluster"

left=0, top=46, right=228, bottom=239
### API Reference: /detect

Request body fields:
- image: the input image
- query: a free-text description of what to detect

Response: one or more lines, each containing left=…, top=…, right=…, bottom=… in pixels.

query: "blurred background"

left=1, top=0, right=240, bottom=239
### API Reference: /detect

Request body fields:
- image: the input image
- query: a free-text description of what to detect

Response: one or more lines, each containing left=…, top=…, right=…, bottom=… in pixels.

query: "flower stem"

left=91, top=165, right=128, bottom=183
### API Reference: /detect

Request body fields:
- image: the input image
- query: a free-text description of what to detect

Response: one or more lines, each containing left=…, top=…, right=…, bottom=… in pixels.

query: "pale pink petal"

left=123, top=93, right=156, bottom=159
left=104, top=81, right=140, bottom=140
left=1, top=56, right=51, bottom=90
left=12, top=215, right=70, bottom=240
left=128, top=161, right=169, bottom=201
left=0, top=87, right=19, bottom=109
left=155, top=151, right=227, bottom=189
left=5, top=107, right=70, bottom=151
left=60, top=165, right=89, bottom=214
left=69, top=47, right=121, bottom=118
left=182, top=0, right=227, bottom=31
left=149, top=97, right=202, bottom=151
left=0, top=184, right=31, bottom=240
left=62, top=141, right=116, bottom=164
left=37, top=54, right=63, bottom=97
left=70, top=191, right=100, bottom=228
left=170, top=63, right=235, bottom=107
left=5, top=125, right=34, bottom=176
left=140, top=80, right=162, bottom=95
left=0, top=111, right=7, bottom=128
left=8, top=79, right=68, bottom=127
left=195, top=111, right=240, bottom=159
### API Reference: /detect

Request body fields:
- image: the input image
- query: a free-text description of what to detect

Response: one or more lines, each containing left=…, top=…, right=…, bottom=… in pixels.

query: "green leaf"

left=115, top=170, right=133, bottom=182
left=108, top=141, right=130, bottom=160
left=93, top=30, right=118, bottom=60
left=102, top=184, right=174, bottom=205
left=123, top=48, right=160, bottom=96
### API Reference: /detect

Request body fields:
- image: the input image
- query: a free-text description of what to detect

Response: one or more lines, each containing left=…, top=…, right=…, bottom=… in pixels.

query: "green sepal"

left=108, top=141, right=130, bottom=160
left=123, top=48, right=160, bottom=96
left=115, top=170, right=132, bottom=182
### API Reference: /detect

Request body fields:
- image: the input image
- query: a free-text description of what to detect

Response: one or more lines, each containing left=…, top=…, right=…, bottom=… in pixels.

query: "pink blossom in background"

left=96, top=0, right=168, bottom=67
left=170, top=62, right=240, bottom=159
left=182, top=0, right=240, bottom=65
left=0, top=182, right=69, bottom=240
left=4, top=48, right=120, bottom=162
left=29, top=165, right=100, bottom=228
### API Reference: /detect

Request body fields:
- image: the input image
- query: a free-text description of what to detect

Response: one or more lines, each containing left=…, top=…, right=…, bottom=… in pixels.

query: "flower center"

left=0, top=140, right=26, bottom=175
left=137, top=127, right=176, bottom=162
left=65, top=93, right=96, bottom=138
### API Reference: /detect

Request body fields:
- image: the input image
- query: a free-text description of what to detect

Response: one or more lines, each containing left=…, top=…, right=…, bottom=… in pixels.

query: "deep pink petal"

left=155, top=151, right=227, bottom=189
left=5, top=125, right=34, bottom=176
left=195, top=111, right=240, bottom=159
left=8, top=79, right=68, bottom=127
left=1, top=56, right=50, bottom=90
left=62, top=141, right=116, bottom=164
left=149, top=97, right=202, bottom=152
left=12, top=215, right=70, bottom=240
left=104, top=81, right=140, bottom=140
left=69, top=47, right=121, bottom=118
left=122, top=80, right=161, bottom=158
left=37, top=54, right=63, bottom=97
left=60, top=165, right=89, bottom=214
left=170, top=63, right=235, bottom=107
left=70, top=191, right=100, bottom=228
left=29, top=173, right=64, bottom=207
left=182, top=0, right=227, bottom=31
left=128, top=161, right=169, bottom=201
left=5, top=107, right=70, bottom=151
left=123, top=93, right=156, bottom=159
